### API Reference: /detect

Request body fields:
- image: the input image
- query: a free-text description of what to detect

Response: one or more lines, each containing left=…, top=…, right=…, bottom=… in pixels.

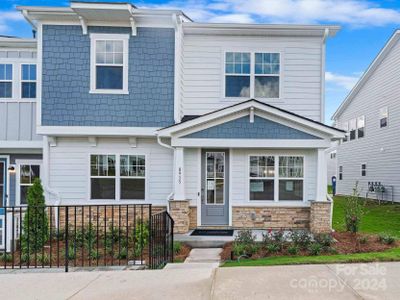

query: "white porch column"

left=316, top=148, right=328, bottom=201
left=173, top=147, right=186, bottom=200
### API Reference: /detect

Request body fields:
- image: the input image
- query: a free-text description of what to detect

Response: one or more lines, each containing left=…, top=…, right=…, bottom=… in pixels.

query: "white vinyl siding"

left=181, top=35, right=323, bottom=121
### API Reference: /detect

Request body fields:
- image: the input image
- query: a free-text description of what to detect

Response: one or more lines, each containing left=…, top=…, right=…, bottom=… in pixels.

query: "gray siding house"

left=8, top=2, right=345, bottom=239
left=332, top=30, right=400, bottom=202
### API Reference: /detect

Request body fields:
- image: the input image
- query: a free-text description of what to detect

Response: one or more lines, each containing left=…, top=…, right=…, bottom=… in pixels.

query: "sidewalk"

left=1, top=262, right=399, bottom=299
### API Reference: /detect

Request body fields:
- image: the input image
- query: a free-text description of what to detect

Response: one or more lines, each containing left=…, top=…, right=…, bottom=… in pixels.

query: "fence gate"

left=149, top=210, right=174, bottom=269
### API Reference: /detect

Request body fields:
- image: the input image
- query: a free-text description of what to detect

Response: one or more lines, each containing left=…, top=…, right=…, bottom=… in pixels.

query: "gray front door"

left=201, top=149, right=229, bottom=225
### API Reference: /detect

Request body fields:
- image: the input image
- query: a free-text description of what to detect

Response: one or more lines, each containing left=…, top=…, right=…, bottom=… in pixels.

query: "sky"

left=1, top=0, right=400, bottom=124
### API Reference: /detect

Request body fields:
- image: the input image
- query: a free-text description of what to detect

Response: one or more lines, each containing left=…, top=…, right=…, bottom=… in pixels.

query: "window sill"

left=0, top=99, right=37, bottom=103
left=89, top=89, right=129, bottom=95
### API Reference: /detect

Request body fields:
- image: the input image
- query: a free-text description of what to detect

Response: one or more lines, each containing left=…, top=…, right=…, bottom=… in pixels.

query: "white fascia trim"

left=171, top=138, right=331, bottom=148
left=173, top=13, right=183, bottom=123
left=0, top=141, right=43, bottom=149
left=37, top=126, right=159, bottom=137
left=158, top=100, right=345, bottom=138
left=332, top=30, right=400, bottom=120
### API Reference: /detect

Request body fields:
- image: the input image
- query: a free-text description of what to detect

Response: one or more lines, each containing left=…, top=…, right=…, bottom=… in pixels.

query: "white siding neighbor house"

left=332, top=30, right=400, bottom=202
left=9, top=2, right=345, bottom=237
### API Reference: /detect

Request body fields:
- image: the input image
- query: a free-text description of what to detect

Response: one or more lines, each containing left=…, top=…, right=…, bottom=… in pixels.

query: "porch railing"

left=0, top=204, right=174, bottom=271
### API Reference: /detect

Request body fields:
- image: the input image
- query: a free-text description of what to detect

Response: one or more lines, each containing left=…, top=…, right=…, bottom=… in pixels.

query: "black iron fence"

left=149, top=210, right=174, bottom=269
left=0, top=204, right=174, bottom=271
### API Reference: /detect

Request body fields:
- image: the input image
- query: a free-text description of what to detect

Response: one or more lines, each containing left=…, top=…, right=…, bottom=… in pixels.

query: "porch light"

left=8, top=165, right=15, bottom=173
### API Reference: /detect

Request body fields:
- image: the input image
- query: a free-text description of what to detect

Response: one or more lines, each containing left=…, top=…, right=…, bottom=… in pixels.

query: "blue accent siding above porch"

left=182, top=116, right=321, bottom=139
left=41, top=25, right=175, bottom=127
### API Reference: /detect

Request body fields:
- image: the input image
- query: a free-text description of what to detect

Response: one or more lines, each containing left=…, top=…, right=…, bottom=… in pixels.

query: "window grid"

left=339, top=166, right=343, bottom=180
left=361, top=164, right=366, bottom=177
left=0, top=64, right=12, bottom=98
left=357, top=116, right=365, bottom=138
left=21, top=64, right=37, bottom=98
left=380, top=107, right=388, bottom=128
left=120, top=155, right=146, bottom=178
left=19, top=164, right=40, bottom=205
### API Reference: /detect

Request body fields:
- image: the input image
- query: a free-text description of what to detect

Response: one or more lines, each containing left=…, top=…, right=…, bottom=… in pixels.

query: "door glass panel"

left=205, top=152, right=225, bottom=205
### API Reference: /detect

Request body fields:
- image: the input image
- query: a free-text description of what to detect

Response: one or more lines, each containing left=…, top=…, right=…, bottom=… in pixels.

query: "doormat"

left=190, top=229, right=234, bottom=236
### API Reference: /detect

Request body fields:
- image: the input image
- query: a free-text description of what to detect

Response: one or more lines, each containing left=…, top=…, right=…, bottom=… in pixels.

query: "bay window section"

left=255, top=53, right=280, bottom=98
left=279, top=156, right=304, bottom=201
left=225, top=52, right=250, bottom=97
left=249, top=156, right=275, bottom=201
left=90, top=155, right=116, bottom=200
left=120, top=155, right=145, bottom=200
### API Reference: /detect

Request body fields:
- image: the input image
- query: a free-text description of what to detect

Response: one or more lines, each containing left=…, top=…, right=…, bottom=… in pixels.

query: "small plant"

left=308, top=243, right=322, bottom=256
left=173, top=241, right=182, bottom=255
left=232, top=242, right=258, bottom=257
left=314, top=234, right=334, bottom=248
left=266, top=243, right=280, bottom=254
left=262, top=229, right=285, bottom=251
left=235, top=230, right=256, bottom=245
left=290, top=230, right=312, bottom=249
left=358, top=236, right=368, bottom=245
left=287, top=245, right=299, bottom=255
left=344, top=183, right=364, bottom=233
left=0, top=253, right=12, bottom=262
left=130, top=221, right=149, bottom=257
left=37, top=253, right=50, bottom=265
left=378, top=233, right=396, bottom=245
left=63, top=245, right=76, bottom=261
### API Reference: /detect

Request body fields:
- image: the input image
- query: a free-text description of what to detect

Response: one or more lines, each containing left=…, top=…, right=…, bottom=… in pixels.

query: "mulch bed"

left=221, top=232, right=399, bottom=261
left=174, top=244, right=191, bottom=262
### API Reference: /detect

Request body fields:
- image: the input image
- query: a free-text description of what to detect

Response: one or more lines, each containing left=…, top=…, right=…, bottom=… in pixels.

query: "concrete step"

left=164, top=262, right=220, bottom=270
left=185, top=248, right=222, bottom=263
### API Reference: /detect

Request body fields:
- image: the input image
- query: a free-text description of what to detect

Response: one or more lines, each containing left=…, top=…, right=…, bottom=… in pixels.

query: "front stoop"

left=165, top=248, right=222, bottom=270
left=169, top=200, right=190, bottom=233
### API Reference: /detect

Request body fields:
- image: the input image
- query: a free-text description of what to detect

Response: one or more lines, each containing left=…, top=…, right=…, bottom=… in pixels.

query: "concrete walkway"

left=1, top=262, right=399, bottom=299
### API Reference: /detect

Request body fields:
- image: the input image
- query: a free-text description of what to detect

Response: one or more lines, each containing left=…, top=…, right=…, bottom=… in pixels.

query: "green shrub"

left=263, top=229, right=285, bottom=250
left=63, top=245, right=76, bottom=261
left=344, top=183, right=364, bottom=233
left=0, top=253, right=12, bottom=262
left=114, top=247, right=127, bottom=260
left=290, top=230, right=312, bottom=249
left=287, top=245, right=299, bottom=255
left=308, top=243, right=322, bottom=256
left=130, top=221, right=149, bottom=257
left=37, top=253, right=50, bottom=265
left=314, top=234, right=334, bottom=247
left=173, top=241, right=182, bottom=254
left=21, top=179, right=49, bottom=253
left=378, top=233, right=396, bottom=245
left=266, top=243, right=280, bottom=254
left=232, top=242, right=258, bottom=257
left=235, top=230, right=256, bottom=245
left=358, top=236, right=368, bottom=245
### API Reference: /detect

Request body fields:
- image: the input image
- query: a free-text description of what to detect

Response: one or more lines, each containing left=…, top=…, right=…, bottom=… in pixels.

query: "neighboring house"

left=16, top=2, right=344, bottom=235
left=326, top=145, right=337, bottom=185
left=332, top=30, right=400, bottom=202
left=0, top=36, right=41, bottom=249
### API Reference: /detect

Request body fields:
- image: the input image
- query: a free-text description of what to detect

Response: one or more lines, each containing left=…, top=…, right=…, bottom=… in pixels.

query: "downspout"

left=156, top=134, right=175, bottom=212
left=320, top=28, right=329, bottom=123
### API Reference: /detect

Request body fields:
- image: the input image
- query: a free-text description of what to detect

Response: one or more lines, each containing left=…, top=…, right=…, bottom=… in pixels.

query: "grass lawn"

left=223, top=247, right=400, bottom=267
left=332, top=196, right=400, bottom=238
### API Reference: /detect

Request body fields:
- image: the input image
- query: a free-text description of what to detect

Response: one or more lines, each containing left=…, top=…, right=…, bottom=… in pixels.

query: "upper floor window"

left=361, top=164, right=366, bottom=177
left=380, top=107, right=388, bottom=128
left=342, top=122, right=348, bottom=142
left=21, top=64, right=36, bottom=98
left=225, top=52, right=280, bottom=99
left=90, top=34, right=129, bottom=94
left=0, top=64, right=12, bottom=98
left=349, top=119, right=356, bottom=141
left=357, top=115, right=365, bottom=138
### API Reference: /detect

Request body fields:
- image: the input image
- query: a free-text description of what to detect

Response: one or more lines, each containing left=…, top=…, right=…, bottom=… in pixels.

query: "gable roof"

left=158, top=99, right=345, bottom=139
left=332, top=30, right=400, bottom=120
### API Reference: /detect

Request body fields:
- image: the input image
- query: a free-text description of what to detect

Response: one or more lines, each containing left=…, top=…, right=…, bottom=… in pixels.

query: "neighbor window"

left=339, top=166, right=343, bottom=180
left=21, top=64, right=36, bottom=98
left=19, top=164, right=40, bottom=205
left=249, top=156, right=275, bottom=201
left=90, top=155, right=116, bottom=200
left=0, top=64, right=12, bottom=98
left=357, top=115, right=365, bottom=138
left=279, top=156, right=304, bottom=201
left=361, top=164, right=366, bottom=177
left=225, top=52, right=250, bottom=97
left=349, top=119, right=356, bottom=140
left=120, top=155, right=145, bottom=200
left=342, top=122, right=348, bottom=143
left=91, top=34, right=129, bottom=93
left=225, top=52, right=280, bottom=98
left=255, top=53, right=280, bottom=98
left=380, top=107, right=388, bottom=128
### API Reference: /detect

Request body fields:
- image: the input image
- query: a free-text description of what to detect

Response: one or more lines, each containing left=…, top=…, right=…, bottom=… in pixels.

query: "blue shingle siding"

left=182, top=116, right=321, bottom=139
left=41, top=25, right=175, bottom=127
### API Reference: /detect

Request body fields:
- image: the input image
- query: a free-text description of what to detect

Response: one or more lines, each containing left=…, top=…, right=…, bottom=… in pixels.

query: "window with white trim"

left=249, top=156, right=275, bottom=201
left=349, top=119, right=356, bottom=141
left=357, top=115, right=365, bottom=138
left=90, top=155, right=116, bottom=200
left=21, top=64, right=37, bottom=98
left=380, top=107, right=388, bottom=128
left=339, top=166, right=343, bottom=180
left=342, top=122, right=348, bottom=142
left=225, top=52, right=280, bottom=98
left=120, top=155, right=145, bottom=200
left=361, top=164, right=366, bottom=177
left=0, top=64, right=12, bottom=98
left=279, top=156, right=304, bottom=201
left=19, top=164, right=41, bottom=205
left=90, top=34, right=129, bottom=93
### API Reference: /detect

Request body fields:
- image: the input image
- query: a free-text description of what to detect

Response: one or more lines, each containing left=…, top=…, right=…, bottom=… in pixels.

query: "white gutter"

left=22, top=9, right=37, bottom=30
left=156, top=134, right=175, bottom=209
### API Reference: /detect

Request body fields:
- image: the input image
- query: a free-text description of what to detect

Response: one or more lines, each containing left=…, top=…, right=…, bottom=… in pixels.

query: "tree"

left=344, top=182, right=364, bottom=234
left=21, top=178, right=49, bottom=253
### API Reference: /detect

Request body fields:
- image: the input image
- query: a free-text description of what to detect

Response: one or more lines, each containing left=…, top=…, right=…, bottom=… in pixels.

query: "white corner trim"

left=37, top=126, right=159, bottom=137
left=249, top=107, right=254, bottom=123
left=129, top=17, right=137, bottom=36
left=78, top=15, right=87, bottom=35
left=48, top=137, right=57, bottom=147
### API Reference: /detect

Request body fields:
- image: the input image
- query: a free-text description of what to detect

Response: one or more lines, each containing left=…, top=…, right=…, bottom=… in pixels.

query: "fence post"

left=164, top=212, right=167, bottom=265
left=171, top=219, right=174, bottom=263
left=148, top=205, right=152, bottom=269
left=65, top=207, right=69, bottom=273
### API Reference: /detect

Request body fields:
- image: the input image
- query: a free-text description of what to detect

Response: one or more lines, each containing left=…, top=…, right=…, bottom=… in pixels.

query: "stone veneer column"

left=310, top=201, right=332, bottom=234
left=168, top=200, right=190, bottom=233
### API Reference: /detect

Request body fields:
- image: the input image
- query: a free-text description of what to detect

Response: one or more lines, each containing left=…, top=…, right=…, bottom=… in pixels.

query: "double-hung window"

left=279, top=157, right=304, bottom=201
left=349, top=119, right=356, bottom=141
left=90, top=34, right=129, bottom=94
left=342, top=122, right=348, bottom=142
left=361, top=164, right=366, bottom=177
left=0, top=64, right=12, bottom=98
left=249, top=156, right=275, bottom=201
left=339, top=166, right=343, bottom=180
left=225, top=52, right=280, bottom=98
left=357, top=116, right=365, bottom=138
left=225, top=52, right=250, bottom=97
left=21, top=64, right=37, bottom=98
left=18, top=163, right=41, bottom=205
left=120, top=155, right=145, bottom=200
left=90, top=155, right=116, bottom=200
left=380, top=107, right=388, bottom=128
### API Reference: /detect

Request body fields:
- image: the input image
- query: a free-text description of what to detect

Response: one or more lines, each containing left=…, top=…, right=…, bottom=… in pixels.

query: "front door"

left=201, top=150, right=229, bottom=225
